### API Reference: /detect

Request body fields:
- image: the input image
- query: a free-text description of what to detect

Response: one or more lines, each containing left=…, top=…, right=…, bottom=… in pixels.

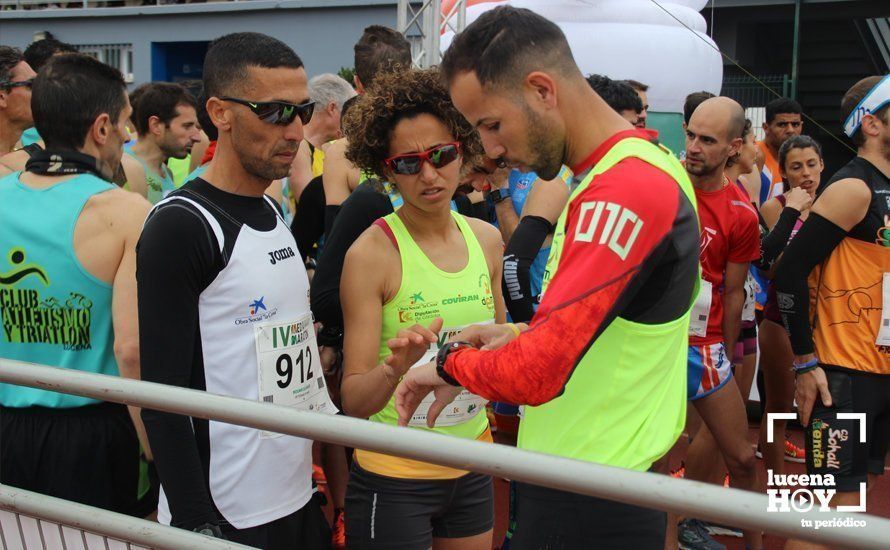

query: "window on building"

left=75, top=43, right=134, bottom=83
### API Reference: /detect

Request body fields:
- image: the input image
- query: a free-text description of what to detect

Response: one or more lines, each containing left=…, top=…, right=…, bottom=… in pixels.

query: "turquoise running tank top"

left=20, top=127, right=41, bottom=147
left=125, top=150, right=176, bottom=204
left=185, top=164, right=207, bottom=184
left=0, top=172, right=118, bottom=408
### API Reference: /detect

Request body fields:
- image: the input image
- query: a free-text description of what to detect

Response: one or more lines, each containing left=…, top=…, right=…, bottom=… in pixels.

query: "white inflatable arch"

left=441, top=0, right=723, bottom=115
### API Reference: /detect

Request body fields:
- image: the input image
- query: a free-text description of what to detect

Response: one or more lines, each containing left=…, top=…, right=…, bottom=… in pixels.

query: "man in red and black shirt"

left=384, top=6, right=699, bottom=548
left=680, top=97, right=763, bottom=549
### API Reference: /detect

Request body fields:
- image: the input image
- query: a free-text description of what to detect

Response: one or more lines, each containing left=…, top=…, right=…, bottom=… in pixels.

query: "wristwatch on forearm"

left=487, top=187, right=511, bottom=204
left=436, top=341, right=471, bottom=386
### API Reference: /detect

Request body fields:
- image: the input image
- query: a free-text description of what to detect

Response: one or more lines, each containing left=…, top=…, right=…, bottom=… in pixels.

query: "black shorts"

left=510, top=482, right=666, bottom=550
left=345, top=463, right=493, bottom=549
left=0, top=402, right=154, bottom=517
left=221, top=491, right=331, bottom=550
left=806, top=368, right=890, bottom=492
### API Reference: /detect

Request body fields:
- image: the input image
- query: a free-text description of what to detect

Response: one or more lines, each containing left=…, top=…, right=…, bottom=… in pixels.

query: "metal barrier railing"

left=0, top=486, right=251, bottom=549
left=1, top=357, right=889, bottom=549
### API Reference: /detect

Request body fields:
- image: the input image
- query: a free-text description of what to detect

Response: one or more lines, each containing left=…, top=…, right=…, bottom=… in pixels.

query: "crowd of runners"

left=0, top=6, right=888, bottom=550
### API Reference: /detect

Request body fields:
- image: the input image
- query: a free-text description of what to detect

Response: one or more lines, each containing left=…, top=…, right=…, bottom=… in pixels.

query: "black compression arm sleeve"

left=754, top=207, right=801, bottom=271
left=311, top=189, right=393, bottom=334
left=502, top=216, right=553, bottom=323
left=468, top=199, right=490, bottom=221
left=292, top=176, right=326, bottom=260
left=323, top=205, right=341, bottom=239
left=774, top=213, right=848, bottom=355
left=453, top=195, right=471, bottom=216
left=137, top=206, right=219, bottom=529
left=453, top=195, right=490, bottom=221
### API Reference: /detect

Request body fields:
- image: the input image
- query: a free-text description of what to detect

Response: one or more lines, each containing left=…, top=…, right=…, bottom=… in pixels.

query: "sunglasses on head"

left=383, top=142, right=461, bottom=176
left=220, top=97, right=315, bottom=126
left=0, top=78, right=34, bottom=90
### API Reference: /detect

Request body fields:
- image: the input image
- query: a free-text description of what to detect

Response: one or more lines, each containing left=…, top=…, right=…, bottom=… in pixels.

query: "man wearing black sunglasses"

left=138, top=32, right=332, bottom=549
left=0, top=46, right=36, bottom=159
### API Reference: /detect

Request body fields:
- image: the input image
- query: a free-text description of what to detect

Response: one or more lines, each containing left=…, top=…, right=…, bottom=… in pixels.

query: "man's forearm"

left=722, top=289, right=744, bottom=357
left=494, top=199, right=519, bottom=243
left=114, top=344, right=153, bottom=459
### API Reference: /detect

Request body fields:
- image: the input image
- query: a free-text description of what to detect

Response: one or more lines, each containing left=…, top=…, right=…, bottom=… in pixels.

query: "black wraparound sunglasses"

left=220, top=97, right=315, bottom=126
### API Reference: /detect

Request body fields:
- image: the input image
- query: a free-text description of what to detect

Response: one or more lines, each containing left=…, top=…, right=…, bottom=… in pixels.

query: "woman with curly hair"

left=339, top=67, right=504, bottom=550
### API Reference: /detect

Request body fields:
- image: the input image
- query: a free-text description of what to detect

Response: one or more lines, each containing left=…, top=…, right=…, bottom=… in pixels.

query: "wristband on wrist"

left=381, top=363, right=401, bottom=386
left=506, top=323, right=521, bottom=338
left=436, top=341, right=471, bottom=386
left=792, top=357, right=819, bottom=375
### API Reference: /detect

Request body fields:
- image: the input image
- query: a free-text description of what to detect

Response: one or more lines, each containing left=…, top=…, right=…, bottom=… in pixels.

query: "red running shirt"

left=691, top=178, right=760, bottom=346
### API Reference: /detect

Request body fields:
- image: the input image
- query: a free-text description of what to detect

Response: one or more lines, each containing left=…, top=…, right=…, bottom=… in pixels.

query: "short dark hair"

left=128, top=83, right=150, bottom=114
left=778, top=134, right=823, bottom=170
left=353, top=25, right=412, bottom=89
left=683, top=91, right=715, bottom=125
left=132, top=82, right=197, bottom=136
left=441, top=6, right=579, bottom=89
left=0, top=46, right=24, bottom=86
left=195, top=93, right=217, bottom=142
left=23, top=36, right=77, bottom=72
left=765, top=97, right=802, bottom=123
left=31, top=53, right=127, bottom=150
left=623, top=79, right=649, bottom=93
left=203, top=32, right=304, bottom=99
left=586, top=74, right=642, bottom=114
left=343, top=67, right=483, bottom=182
left=841, top=76, right=887, bottom=148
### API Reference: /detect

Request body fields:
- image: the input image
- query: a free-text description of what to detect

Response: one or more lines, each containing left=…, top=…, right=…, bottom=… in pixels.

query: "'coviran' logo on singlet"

left=0, top=248, right=93, bottom=351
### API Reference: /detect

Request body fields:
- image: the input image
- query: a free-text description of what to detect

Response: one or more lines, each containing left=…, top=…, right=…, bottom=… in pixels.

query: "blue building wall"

left=0, top=1, right=398, bottom=85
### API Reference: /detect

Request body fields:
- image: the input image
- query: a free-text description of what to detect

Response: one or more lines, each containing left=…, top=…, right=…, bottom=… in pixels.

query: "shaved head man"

left=685, top=96, right=746, bottom=180
left=680, top=95, right=763, bottom=549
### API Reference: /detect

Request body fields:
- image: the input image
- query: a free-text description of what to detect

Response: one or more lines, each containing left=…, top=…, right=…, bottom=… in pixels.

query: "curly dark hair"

left=343, top=67, right=483, bottom=181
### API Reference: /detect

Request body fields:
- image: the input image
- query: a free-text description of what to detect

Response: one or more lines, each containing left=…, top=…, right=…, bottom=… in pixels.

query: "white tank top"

left=153, top=195, right=326, bottom=529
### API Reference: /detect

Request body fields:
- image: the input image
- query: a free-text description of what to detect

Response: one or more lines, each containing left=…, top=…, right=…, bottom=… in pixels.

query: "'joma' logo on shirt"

left=268, top=247, right=296, bottom=265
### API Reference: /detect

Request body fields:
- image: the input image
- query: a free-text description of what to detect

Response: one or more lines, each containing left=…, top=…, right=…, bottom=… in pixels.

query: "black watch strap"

left=489, top=188, right=510, bottom=204
left=436, top=341, right=470, bottom=386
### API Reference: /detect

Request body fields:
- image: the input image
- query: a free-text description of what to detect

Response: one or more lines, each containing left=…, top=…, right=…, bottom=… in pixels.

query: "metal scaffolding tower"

left=397, top=0, right=468, bottom=68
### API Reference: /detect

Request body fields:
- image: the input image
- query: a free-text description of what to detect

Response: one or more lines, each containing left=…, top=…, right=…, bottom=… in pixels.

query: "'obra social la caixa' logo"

left=765, top=413, right=867, bottom=521
left=235, top=296, right=278, bottom=325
